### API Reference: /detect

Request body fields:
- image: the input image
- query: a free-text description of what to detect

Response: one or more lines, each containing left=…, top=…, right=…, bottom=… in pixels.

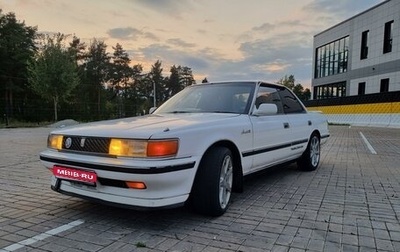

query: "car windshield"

left=154, top=82, right=256, bottom=114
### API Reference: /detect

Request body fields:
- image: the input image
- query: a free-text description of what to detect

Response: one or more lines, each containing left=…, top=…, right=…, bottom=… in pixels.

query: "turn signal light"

left=147, top=140, right=179, bottom=157
left=125, top=181, right=147, bottom=189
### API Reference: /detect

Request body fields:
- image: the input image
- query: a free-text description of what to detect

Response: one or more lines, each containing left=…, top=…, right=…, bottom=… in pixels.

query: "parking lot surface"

left=1, top=125, right=400, bottom=252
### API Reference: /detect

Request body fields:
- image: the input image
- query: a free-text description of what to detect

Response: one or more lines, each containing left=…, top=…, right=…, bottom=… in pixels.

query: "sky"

left=0, top=0, right=385, bottom=88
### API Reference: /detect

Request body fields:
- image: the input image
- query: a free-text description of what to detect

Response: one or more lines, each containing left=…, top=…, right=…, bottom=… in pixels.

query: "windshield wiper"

left=167, top=110, right=193, bottom=113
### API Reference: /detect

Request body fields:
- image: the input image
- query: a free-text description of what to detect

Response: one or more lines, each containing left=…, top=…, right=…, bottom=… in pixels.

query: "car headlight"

left=109, top=138, right=179, bottom=158
left=48, top=134, right=63, bottom=150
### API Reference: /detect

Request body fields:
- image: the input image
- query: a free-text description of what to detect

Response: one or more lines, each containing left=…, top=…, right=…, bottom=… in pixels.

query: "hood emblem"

left=80, top=138, right=86, bottom=148
left=65, top=137, right=72, bottom=149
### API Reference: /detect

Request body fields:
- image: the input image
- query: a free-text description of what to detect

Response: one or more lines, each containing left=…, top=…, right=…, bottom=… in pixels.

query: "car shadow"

left=52, top=162, right=305, bottom=232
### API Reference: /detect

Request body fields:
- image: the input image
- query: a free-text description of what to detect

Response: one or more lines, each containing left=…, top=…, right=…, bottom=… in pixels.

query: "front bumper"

left=40, top=150, right=198, bottom=208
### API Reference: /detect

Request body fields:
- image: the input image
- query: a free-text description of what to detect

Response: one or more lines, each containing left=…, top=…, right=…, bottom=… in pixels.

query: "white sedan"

left=40, top=81, right=329, bottom=216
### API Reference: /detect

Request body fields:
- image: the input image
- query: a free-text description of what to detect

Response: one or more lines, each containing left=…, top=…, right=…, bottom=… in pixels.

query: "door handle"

left=283, top=122, right=290, bottom=129
left=308, top=120, right=312, bottom=126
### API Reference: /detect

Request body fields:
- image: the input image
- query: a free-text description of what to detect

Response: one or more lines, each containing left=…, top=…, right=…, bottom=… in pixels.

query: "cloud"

left=143, top=32, right=159, bottom=41
left=133, top=33, right=312, bottom=84
left=263, top=62, right=291, bottom=73
left=166, top=38, right=196, bottom=48
left=252, top=23, right=275, bottom=32
left=106, top=1, right=384, bottom=84
left=194, top=30, right=315, bottom=83
left=107, top=27, right=141, bottom=40
left=132, top=43, right=211, bottom=75
left=132, top=0, right=195, bottom=18
left=304, top=0, right=384, bottom=19
left=107, top=27, right=158, bottom=41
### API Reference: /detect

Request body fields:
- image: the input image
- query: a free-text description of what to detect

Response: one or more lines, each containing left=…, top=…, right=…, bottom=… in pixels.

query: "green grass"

left=135, top=242, right=147, bottom=248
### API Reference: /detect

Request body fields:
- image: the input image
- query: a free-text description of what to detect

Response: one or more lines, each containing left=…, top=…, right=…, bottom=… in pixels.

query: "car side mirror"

left=252, top=103, right=278, bottom=116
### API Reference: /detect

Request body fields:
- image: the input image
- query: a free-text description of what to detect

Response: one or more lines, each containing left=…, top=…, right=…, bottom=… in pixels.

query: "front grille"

left=62, top=136, right=110, bottom=154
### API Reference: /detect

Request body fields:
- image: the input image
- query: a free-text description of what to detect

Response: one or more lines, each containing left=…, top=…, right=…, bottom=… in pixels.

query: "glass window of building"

left=380, top=79, right=389, bottom=92
left=383, top=21, right=393, bottom=54
left=360, top=30, right=369, bottom=59
left=315, top=36, right=349, bottom=78
left=358, top=82, right=366, bottom=95
left=313, top=82, right=346, bottom=99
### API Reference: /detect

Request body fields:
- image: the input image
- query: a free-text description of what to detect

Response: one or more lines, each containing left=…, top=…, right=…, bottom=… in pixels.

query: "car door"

left=247, top=85, right=292, bottom=173
left=277, top=87, right=311, bottom=157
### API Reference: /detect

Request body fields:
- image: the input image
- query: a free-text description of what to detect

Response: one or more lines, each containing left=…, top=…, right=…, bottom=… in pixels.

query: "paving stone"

left=276, top=235, right=294, bottom=246
left=376, top=238, right=395, bottom=251
left=342, top=233, right=358, bottom=246
left=342, top=244, right=359, bottom=252
left=1, top=126, right=400, bottom=251
left=389, top=231, right=400, bottom=242
left=306, top=239, right=324, bottom=251
left=290, top=236, right=309, bottom=249
left=358, top=235, right=376, bottom=248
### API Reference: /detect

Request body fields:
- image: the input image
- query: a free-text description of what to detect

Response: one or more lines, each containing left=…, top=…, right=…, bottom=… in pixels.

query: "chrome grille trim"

left=62, top=136, right=110, bottom=154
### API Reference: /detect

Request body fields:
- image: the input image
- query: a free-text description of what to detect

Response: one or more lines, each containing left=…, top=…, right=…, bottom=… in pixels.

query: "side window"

left=277, top=88, right=305, bottom=114
left=254, top=86, right=284, bottom=114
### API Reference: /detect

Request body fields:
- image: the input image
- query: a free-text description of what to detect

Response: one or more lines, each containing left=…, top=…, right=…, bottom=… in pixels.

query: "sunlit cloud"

left=132, top=0, right=195, bottom=18
left=107, top=27, right=159, bottom=42
left=166, top=38, right=196, bottom=48
left=252, top=23, right=275, bottom=32
left=264, top=63, right=291, bottom=73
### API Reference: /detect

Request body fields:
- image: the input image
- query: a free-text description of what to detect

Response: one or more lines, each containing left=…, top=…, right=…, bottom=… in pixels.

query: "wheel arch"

left=310, top=129, right=321, bottom=141
left=197, top=140, right=243, bottom=193
left=298, top=129, right=322, bottom=171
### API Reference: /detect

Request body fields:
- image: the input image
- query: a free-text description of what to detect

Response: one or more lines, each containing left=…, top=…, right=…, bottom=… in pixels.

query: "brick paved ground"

left=0, top=125, right=399, bottom=251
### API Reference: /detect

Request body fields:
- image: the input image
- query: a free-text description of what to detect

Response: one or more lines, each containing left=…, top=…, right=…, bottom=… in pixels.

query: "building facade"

left=308, top=0, right=400, bottom=127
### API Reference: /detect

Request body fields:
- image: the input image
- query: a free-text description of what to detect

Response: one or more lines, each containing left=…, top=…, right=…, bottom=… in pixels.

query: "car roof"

left=194, top=80, right=286, bottom=89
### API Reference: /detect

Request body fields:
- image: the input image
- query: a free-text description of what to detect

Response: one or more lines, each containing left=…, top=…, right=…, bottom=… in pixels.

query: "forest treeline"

left=0, top=10, right=310, bottom=124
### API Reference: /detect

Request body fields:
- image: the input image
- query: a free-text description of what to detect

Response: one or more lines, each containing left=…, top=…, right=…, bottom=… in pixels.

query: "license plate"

left=53, top=166, right=97, bottom=184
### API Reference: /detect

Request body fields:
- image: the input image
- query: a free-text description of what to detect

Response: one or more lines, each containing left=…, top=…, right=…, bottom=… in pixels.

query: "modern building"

left=307, top=0, right=400, bottom=127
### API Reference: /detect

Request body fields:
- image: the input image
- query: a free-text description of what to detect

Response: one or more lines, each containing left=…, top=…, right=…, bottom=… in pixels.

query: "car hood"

left=50, top=113, right=242, bottom=139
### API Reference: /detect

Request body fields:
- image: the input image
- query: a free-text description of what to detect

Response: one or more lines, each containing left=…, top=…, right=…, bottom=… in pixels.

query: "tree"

left=148, top=60, right=166, bottom=106
left=292, top=83, right=310, bottom=101
left=125, top=64, right=144, bottom=116
left=167, top=65, right=181, bottom=97
left=68, top=35, right=86, bottom=64
left=0, top=10, right=37, bottom=120
left=166, top=65, right=195, bottom=98
left=277, top=74, right=311, bottom=101
left=277, top=74, right=295, bottom=90
left=2, top=9, right=202, bottom=122
left=302, top=88, right=311, bottom=101
left=110, top=43, right=132, bottom=117
left=27, top=33, right=80, bottom=121
left=180, top=66, right=195, bottom=87
left=60, top=36, right=87, bottom=120
left=81, top=39, right=111, bottom=119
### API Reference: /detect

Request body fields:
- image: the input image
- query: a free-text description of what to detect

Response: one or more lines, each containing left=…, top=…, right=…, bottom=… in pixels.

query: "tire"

left=297, top=134, right=320, bottom=171
left=190, top=147, right=234, bottom=216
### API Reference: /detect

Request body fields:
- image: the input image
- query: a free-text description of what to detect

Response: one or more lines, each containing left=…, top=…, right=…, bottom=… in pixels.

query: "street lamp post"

left=153, top=80, right=156, bottom=107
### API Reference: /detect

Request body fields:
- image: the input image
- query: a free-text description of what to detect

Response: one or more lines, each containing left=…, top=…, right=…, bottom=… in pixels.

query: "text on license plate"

left=53, top=166, right=97, bottom=183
